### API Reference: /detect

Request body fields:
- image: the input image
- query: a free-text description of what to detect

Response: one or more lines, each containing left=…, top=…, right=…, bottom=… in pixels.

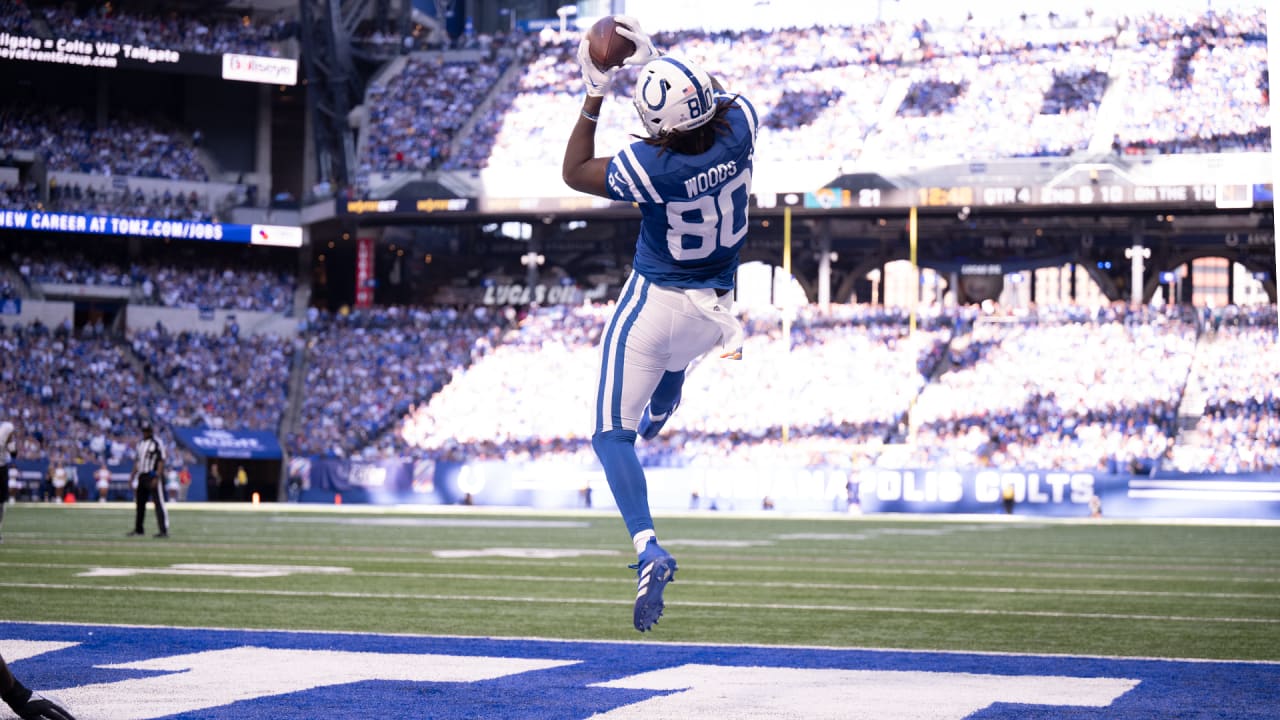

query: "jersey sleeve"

left=730, top=94, right=759, bottom=142
left=606, top=143, right=664, bottom=204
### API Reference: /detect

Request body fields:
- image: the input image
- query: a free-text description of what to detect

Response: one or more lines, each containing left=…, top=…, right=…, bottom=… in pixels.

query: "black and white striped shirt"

left=135, top=436, right=166, bottom=475
left=0, top=421, right=14, bottom=465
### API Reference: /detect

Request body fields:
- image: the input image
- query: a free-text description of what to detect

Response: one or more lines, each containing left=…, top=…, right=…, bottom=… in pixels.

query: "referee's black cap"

left=140, top=420, right=154, bottom=434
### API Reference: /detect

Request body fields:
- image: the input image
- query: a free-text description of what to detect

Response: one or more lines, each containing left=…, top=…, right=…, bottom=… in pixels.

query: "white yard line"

left=2, top=559, right=1278, bottom=586
left=10, top=542, right=1280, bottom=575
left=1, top=581, right=1277, bottom=625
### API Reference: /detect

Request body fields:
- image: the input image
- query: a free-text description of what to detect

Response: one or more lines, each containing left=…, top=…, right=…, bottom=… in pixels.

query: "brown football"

left=587, top=16, right=636, bottom=70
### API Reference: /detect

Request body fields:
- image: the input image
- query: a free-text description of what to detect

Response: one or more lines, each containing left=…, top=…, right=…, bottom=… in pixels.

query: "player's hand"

left=15, top=693, right=76, bottom=720
left=613, top=16, right=659, bottom=66
left=576, top=37, right=616, bottom=97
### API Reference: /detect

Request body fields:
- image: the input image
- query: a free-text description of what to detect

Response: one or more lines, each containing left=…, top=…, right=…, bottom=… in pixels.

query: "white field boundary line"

left=1, top=581, right=1278, bottom=625
left=3, top=563, right=1274, bottom=600
left=2, top=558, right=1278, bottom=585
left=11, top=543, right=1280, bottom=575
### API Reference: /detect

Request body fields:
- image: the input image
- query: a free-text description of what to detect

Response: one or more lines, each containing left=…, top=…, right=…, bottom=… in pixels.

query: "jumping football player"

left=562, top=17, right=758, bottom=632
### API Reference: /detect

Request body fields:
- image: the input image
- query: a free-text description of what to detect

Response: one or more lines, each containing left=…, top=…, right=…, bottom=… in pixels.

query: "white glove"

left=613, top=16, right=660, bottom=66
left=576, top=36, right=616, bottom=97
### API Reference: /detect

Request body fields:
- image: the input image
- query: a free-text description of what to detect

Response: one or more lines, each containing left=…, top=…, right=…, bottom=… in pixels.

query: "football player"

left=0, top=653, right=75, bottom=720
left=562, top=17, right=758, bottom=632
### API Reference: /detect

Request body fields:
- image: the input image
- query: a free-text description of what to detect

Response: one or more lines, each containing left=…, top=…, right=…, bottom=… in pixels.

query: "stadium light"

left=1124, top=243, right=1151, bottom=307
left=557, top=5, right=577, bottom=36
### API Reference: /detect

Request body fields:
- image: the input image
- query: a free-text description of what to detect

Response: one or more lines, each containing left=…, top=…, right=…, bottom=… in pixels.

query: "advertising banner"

left=0, top=209, right=301, bottom=246
left=221, top=53, right=298, bottom=85
left=290, top=453, right=1280, bottom=521
left=305, top=459, right=427, bottom=503
left=355, top=236, right=375, bottom=308
left=173, top=427, right=283, bottom=460
left=403, top=461, right=1280, bottom=520
left=338, top=198, right=475, bottom=215
left=0, top=31, right=297, bottom=85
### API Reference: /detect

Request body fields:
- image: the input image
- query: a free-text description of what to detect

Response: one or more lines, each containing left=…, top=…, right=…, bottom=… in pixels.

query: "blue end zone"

left=1, top=622, right=1277, bottom=719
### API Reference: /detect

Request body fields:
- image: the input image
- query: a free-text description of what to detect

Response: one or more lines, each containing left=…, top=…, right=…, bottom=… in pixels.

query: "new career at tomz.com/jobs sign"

left=0, top=209, right=303, bottom=247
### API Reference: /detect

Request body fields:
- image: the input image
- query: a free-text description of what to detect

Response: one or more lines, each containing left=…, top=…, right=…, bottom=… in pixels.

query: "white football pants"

left=592, top=271, right=728, bottom=434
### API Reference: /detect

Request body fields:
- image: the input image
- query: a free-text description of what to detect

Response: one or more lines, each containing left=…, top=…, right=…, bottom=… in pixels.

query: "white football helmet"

left=632, top=55, right=716, bottom=137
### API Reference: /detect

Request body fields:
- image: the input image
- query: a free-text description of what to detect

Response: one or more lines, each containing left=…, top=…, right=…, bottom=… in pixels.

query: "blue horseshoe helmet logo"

left=640, top=75, right=668, bottom=111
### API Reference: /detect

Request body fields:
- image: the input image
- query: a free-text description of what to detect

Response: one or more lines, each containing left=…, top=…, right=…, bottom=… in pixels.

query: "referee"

left=128, top=421, right=170, bottom=538
left=0, top=420, right=15, bottom=544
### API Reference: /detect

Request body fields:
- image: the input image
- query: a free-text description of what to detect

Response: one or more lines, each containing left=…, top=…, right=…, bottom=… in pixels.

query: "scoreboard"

left=795, top=183, right=1262, bottom=212
left=338, top=182, right=1269, bottom=220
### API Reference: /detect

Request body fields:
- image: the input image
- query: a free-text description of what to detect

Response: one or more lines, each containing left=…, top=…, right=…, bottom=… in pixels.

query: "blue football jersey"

left=606, top=93, right=759, bottom=290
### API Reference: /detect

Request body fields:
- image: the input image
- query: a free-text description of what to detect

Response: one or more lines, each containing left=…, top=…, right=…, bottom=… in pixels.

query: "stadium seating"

left=48, top=182, right=218, bottom=223
left=11, top=242, right=296, bottom=314
left=1, top=104, right=209, bottom=181
left=354, top=6, right=1269, bottom=187
left=2, top=294, right=1274, bottom=480
left=375, top=302, right=1275, bottom=475
left=1167, top=308, right=1280, bottom=472
left=391, top=303, right=949, bottom=467
left=0, top=320, right=189, bottom=469
left=356, top=44, right=518, bottom=185
left=287, top=306, right=512, bottom=459
left=896, top=306, right=1196, bottom=472
left=129, top=326, right=294, bottom=432
left=1109, top=10, right=1271, bottom=155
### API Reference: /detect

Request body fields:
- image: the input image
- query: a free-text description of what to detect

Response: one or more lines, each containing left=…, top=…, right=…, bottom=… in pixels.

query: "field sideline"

left=1, top=502, right=1278, bottom=718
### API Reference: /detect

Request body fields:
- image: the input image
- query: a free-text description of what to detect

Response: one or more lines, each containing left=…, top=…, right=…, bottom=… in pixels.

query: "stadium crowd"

left=390, top=303, right=954, bottom=468
left=892, top=305, right=1198, bottom=473
left=862, top=43, right=1110, bottom=160
left=353, top=5, right=1268, bottom=186
left=12, top=251, right=133, bottom=288
left=0, top=294, right=1274, bottom=488
left=11, top=244, right=296, bottom=313
left=0, top=319, right=189, bottom=470
left=356, top=39, right=521, bottom=185
left=0, top=0, right=296, bottom=57
left=1, top=105, right=209, bottom=181
left=376, top=300, right=1277, bottom=477
left=0, top=181, right=38, bottom=210
left=46, top=183, right=220, bottom=223
left=287, top=305, right=512, bottom=459
left=1110, top=8, right=1271, bottom=155
left=129, top=325, right=295, bottom=432
left=1168, top=307, right=1280, bottom=473
left=133, top=261, right=295, bottom=314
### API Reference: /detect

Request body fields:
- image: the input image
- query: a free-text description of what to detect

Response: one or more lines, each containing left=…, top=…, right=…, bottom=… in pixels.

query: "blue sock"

left=591, top=429, right=652, bottom=539
left=649, top=369, right=685, bottom=416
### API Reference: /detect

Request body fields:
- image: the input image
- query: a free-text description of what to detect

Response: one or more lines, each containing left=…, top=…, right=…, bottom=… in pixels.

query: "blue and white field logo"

left=2, top=622, right=1277, bottom=719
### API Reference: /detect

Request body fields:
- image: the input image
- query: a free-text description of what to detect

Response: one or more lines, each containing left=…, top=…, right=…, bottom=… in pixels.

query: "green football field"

left=1, top=503, right=1277, bottom=662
